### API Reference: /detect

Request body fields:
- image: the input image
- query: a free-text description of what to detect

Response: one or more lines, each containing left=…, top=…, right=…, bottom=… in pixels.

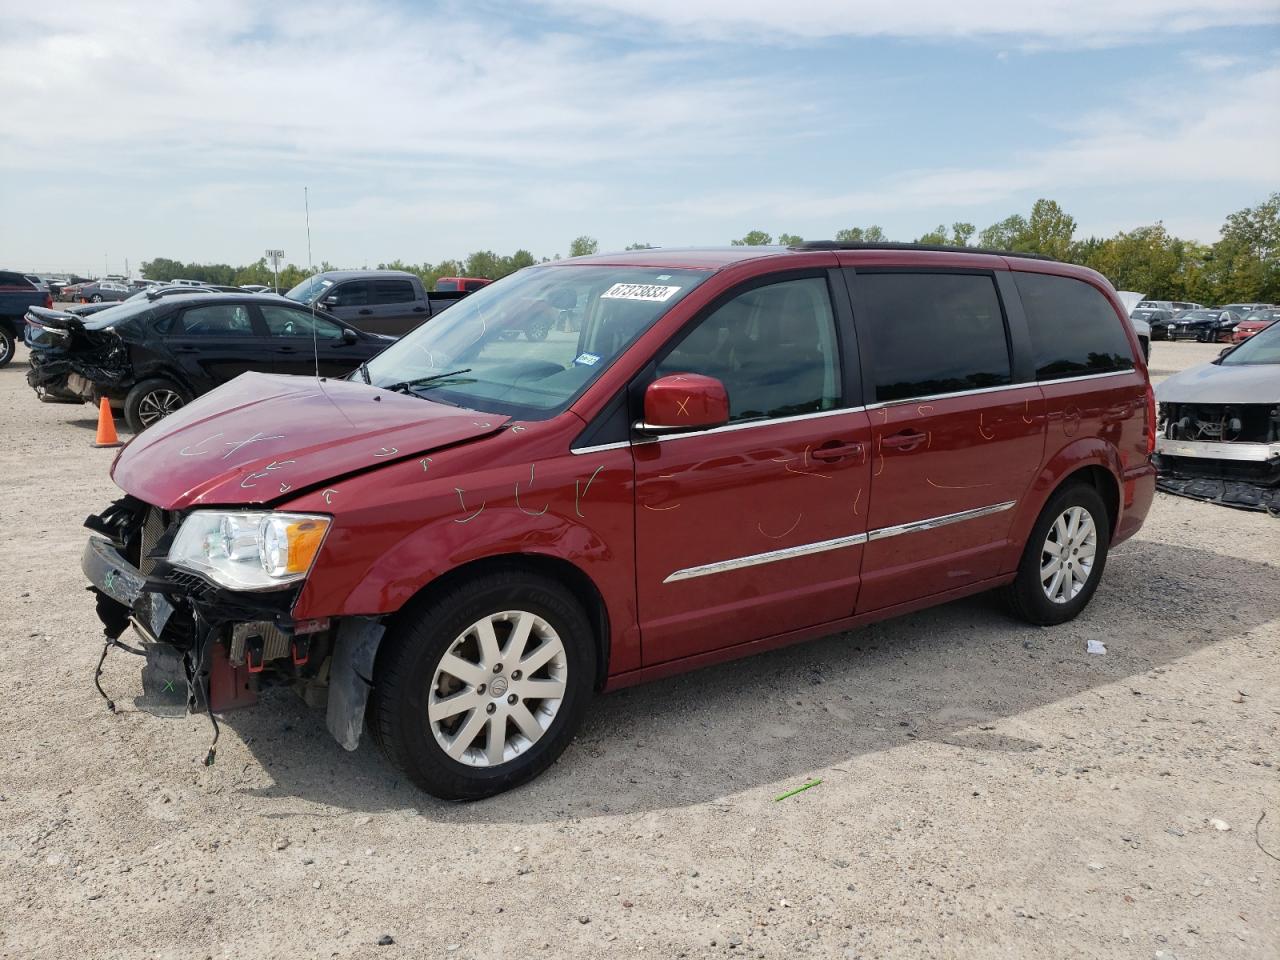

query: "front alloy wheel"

left=428, top=611, right=568, bottom=767
left=1040, top=506, right=1097, bottom=604
left=372, top=569, right=595, bottom=800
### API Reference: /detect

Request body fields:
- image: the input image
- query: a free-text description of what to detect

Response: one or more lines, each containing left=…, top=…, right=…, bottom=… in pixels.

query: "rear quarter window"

left=1015, top=272, right=1135, bottom=380
left=857, top=272, right=1012, bottom=403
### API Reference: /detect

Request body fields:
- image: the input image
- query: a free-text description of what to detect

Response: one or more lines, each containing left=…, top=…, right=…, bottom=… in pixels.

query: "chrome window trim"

left=1035, top=368, right=1136, bottom=387
left=864, top=499, right=1017, bottom=542
left=663, top=499, right=1017, bottom=583
left=650, top=405, right=865, bottom=443
left=663, top=533, right=869, bottom=583
left=864, top=368, right=1135, bottom=410
left=570, top=440, right=632, bottom=456
left=571, top=405, right=866, bottom=454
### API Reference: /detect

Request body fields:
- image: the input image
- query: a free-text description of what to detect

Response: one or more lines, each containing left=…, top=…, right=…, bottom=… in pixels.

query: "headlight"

left=167, top=511, right=331, bottom=591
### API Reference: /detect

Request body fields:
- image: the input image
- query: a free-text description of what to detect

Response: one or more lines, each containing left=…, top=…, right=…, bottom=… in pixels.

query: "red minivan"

left=84, top=243, right=1157, bottom=799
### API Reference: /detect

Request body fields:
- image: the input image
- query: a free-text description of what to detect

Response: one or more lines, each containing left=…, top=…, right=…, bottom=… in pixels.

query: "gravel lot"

left=1, top=340, right=1276, bottom=960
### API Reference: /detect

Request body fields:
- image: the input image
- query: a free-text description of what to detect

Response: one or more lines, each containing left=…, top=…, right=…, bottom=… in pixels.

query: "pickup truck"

left=0, top=270, right=53, bottom=367
left=282, top=269, right=467, bottom=337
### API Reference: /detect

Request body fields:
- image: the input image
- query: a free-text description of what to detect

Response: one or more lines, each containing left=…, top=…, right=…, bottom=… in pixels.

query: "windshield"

left=284, top=275, right=334, bottom=304
left=1222, top=320, right=1280, bottom=365
left=363, top=265, right=708, bottom=418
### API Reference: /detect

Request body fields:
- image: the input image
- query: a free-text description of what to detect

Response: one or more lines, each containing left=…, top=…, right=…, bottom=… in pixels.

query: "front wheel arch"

left=377, top=553, right=611, bottom=692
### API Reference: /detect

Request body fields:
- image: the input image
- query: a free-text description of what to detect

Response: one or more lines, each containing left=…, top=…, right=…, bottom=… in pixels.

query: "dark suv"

left=83, top=243, right=1155, bottom=799
left=25, top=293, right=390, bottom=431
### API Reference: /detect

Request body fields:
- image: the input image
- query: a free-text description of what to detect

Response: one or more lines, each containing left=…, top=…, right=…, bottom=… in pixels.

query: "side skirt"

left=603, top=573, right=1016, bottom=692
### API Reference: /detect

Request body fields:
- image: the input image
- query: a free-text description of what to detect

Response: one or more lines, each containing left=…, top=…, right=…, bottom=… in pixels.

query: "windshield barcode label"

left=601, top=283, right=681, bottom=302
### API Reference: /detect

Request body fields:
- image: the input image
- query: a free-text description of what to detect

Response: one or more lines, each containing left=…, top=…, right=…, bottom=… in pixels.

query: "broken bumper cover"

left=82, top=537, right=176, bottom=638
left=1154, top=437, right=1280, bottom=514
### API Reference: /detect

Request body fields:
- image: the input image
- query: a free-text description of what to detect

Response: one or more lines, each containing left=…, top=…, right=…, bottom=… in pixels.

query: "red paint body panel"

left=860, top=385, right=1045, bottom=610
left=632, top=408, right=872, bottom=665
left=111, top=372, right=508, bottom=510
left=104, top=246, right=1157, bottom=692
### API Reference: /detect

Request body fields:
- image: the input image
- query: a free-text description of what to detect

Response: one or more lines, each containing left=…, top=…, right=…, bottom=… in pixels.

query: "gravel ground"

left=1, top=340, right=1276, bottom=960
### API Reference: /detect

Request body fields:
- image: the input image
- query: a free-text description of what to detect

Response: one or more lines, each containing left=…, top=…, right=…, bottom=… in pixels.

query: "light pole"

left=265, top=249, right=285, bottom=293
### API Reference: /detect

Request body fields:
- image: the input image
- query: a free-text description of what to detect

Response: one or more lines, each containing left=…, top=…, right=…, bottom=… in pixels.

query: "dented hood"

left=1155, top=361, right=1280, bottom=406
left=112, top=372, right=508, bottom=509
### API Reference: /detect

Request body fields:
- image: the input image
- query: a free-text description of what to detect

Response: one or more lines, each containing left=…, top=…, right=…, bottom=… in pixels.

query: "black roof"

left=789, top=241, right=1060, bottom=262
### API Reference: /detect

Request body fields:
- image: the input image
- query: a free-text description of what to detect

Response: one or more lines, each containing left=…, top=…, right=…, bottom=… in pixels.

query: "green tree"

left=834, top=226, right=886, bottom=243
left=569, top=236, right=599, bottom=258
left=731, top=230, right=773, bottom=246
left=916, top=225, right=949, bottom=245
left=1022, top=199, right=1077, bottom=260
left=777, top=233, right=804, bottom=246
left=977, top=214, right=1028, bottom=251
left=951, top=222, right=975, bottom=247
left=1205, top=192, right=1280, bottom=303
left=625, top=242, right=655, bottom=250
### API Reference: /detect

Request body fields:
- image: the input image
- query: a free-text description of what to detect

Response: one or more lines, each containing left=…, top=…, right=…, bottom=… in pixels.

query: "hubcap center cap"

left=489, top=676, right=509, bottom=698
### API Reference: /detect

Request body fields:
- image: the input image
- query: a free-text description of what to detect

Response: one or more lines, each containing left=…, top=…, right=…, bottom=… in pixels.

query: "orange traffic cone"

left=93, top=397, right=124, bottom=448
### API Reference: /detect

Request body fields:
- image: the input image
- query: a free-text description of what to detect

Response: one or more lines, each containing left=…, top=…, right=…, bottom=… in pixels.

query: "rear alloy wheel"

left=372, top=569, right=595, bottom=800
left=1039, top=506, right=1098, bottom=605
left=0, top=329, right=14, bottom=368
left=1004, top=483, right=1110, bottom=626
left=90, top=294, right=103, bottom=303
left=124, top=378, right=191, bottom=432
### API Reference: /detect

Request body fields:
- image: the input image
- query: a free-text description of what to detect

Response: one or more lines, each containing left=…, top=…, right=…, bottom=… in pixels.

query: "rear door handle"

left=172, top=345, right=199, bottom=354
left=811, top=441, right=863, bottom=462
left=412, top=306, right=427, bottom=313
left=358, top=309, right=373, bottom=316
left=277, top=346, right=298, bottom=354
left=881, top=430, right=927, bottom=450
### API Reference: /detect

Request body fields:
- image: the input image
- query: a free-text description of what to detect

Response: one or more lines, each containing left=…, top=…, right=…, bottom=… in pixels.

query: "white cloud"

left=655, top=65, right=1280, bottom=241
left=542, top=0, right=1280, bottom=45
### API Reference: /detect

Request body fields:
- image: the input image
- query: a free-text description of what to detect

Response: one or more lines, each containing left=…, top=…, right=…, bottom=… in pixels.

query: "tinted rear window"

left=858, top=272, right=1012, bottom=403
left=0, top=271, right=35, bottom=289
left=374, top=279, right=416, bottom=304
left=1016, top=272, right=1135, bottom=380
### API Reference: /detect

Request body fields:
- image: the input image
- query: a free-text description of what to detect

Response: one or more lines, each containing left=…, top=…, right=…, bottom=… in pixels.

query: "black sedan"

left=1168, top=308, right=1241, bottom=343
left=24, top=293, right=391, bottom=431
left=1130, top=307, right=1174, bottom=341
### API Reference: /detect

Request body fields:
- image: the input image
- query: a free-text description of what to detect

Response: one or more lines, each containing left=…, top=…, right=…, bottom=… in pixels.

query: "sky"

left=0, top=0, right=1277, bottom=276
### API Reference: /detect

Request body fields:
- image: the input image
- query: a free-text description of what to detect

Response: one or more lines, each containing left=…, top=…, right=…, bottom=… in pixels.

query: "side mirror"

left=1219, top=346, right=1233, bottom=357
left=638, top=373, right=730, bottom=434
left=321, top=295, right=340, bottom=307
left=340, top=327, right=359, bottom=344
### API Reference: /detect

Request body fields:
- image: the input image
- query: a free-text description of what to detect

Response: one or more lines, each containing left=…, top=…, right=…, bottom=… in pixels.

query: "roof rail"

left=790, top=240, right=1060, bottom=263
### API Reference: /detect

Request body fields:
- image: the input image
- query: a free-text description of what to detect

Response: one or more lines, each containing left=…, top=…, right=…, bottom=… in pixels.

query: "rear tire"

left=371, top=569, right=596, bottom=800
left=0, top=329, right=14, bottom=368
left=1003, top=483, right=1111, bottom=626
left=124, top=378, right=191, bottom=432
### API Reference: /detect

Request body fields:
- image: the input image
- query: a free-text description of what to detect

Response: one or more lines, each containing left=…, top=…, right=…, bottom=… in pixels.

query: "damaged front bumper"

left=83, top=498, right=385, bottom=752
left=1153, top=437, right=1280, bottom=514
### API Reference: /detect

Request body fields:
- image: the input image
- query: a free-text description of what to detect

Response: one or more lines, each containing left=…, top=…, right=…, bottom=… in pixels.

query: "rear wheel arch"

left=1056, top=464, right=1120, bottom=536
left=378, top=553, right=612, bottom=691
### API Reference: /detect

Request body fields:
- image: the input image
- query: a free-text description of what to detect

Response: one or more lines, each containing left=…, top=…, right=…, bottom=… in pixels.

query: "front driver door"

left=632, top=272, right=873, bottom=666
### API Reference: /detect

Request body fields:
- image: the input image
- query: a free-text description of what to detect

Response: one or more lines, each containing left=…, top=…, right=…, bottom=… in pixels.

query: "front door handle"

left=881, top=430, right=927, bottom=451
left=357, top=308, right=373, bottom=316
left=811, top=441, right=863, bottom=462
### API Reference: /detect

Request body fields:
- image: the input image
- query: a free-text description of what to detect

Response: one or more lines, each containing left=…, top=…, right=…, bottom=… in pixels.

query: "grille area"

left=138, top=507, right=169, bottom=575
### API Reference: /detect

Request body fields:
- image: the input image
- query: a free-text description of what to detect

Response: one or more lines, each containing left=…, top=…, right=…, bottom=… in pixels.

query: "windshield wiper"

left=385, top=368, right=474, bottom=395
left=358, top=361, right=371, bottom=384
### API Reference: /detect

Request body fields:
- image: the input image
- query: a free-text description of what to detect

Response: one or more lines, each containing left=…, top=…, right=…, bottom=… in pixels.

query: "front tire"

left=1004, top=483, right=1111, bottom=626
left=124, top=378, right=191, bottom=432
left=372, top=569, right=596, bottom=800
left=0, top=329, right=14, bottom=368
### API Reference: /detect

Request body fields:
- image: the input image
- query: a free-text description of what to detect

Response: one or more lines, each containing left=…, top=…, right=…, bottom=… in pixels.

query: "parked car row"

left=1130, top=303, right=1277, bottom=344
left=16, top=269, right=491, bottom=431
